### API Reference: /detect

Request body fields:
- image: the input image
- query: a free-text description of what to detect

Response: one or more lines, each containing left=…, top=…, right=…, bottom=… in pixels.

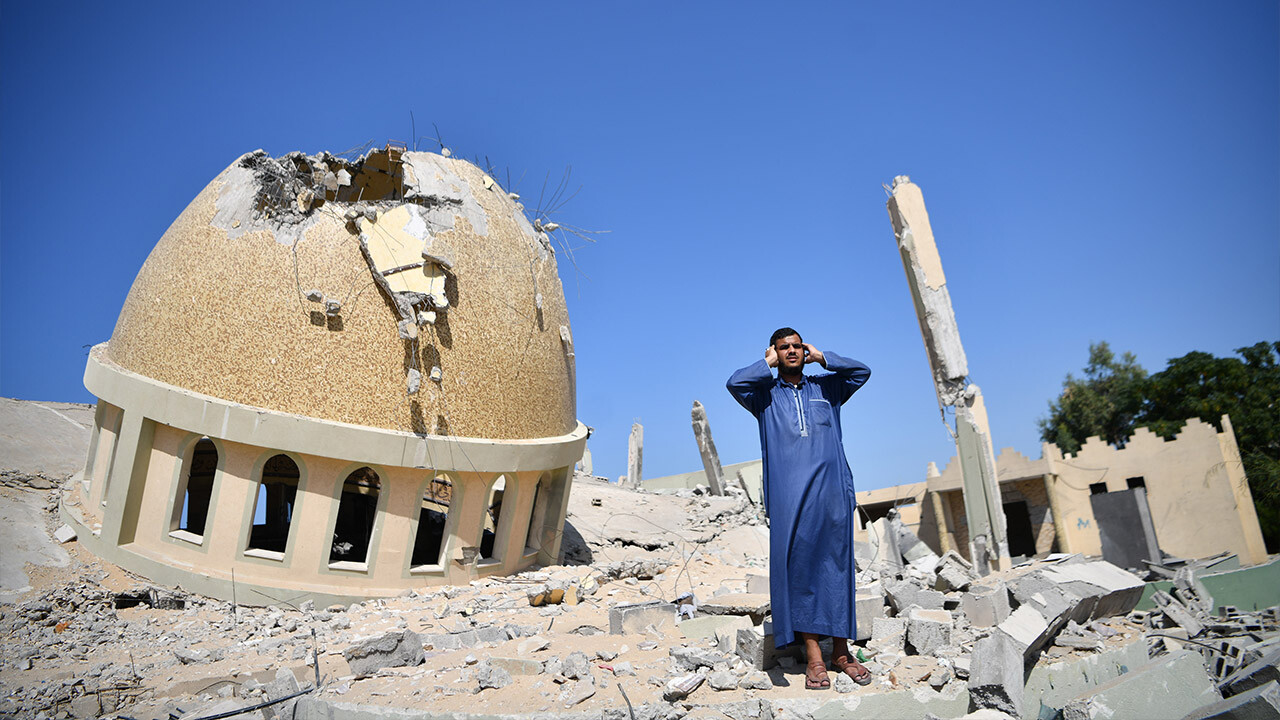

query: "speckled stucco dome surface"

left=107, top=147, right=576, bottom=440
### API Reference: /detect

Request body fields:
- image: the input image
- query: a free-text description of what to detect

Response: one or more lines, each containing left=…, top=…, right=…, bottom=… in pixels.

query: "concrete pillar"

left=927, top=462, right=955, bottom=555
left=887, top=175, right=1009, bottom=572
left=100, top=410, right=156, bottom=546
left=627, top=423, right=643, bottom=489
left=690, top=401, right=726, bottom=496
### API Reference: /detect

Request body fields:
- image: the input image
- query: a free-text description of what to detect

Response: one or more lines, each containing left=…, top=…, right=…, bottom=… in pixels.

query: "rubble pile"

left=1, top=472, right=1278, bottom=719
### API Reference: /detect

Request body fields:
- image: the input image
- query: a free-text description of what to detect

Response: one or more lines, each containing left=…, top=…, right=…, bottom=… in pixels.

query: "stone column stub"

left=627, top=422, right=643, bottom=490
left=691, top=401, right=726, bottom=496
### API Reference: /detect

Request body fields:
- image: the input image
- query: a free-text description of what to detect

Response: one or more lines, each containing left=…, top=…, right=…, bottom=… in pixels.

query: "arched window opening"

left=411, top=475, right=452, bottom=568
left=330, top=467, right=380, bottom=565
left=247, top=454, right=299, bottom=555
left=480, top=475, right=508, bottom=560
left=172, top=438, right=217, bottom=539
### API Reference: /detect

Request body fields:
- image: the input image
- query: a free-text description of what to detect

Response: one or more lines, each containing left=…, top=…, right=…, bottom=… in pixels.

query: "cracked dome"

left=106, top=146, right=576, bottom=440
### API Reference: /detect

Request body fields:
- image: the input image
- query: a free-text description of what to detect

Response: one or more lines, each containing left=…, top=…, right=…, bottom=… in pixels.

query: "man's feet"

left=832, top=655, right=873, bottom=686
left=805, top=660, right=831, bottom=690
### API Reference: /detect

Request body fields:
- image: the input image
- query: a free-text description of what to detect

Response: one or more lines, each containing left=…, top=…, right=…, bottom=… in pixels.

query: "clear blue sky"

left=3, top=2, right=1277, bottom=492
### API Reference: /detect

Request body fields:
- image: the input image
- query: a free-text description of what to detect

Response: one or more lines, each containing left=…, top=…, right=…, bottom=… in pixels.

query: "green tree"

left=1138, top=342, right=1280, bottom=551
left=1038, top=341, right=1148, bottom=455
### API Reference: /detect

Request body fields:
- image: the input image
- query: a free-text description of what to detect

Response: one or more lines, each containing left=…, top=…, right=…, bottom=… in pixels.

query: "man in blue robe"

left=727, top=327, right=872, bottom=689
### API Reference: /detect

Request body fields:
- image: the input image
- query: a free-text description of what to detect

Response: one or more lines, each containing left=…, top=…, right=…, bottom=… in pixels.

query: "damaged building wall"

left=1045, top=415, right=1268, bottom=566
left=107, top=147, right=575, bottom=440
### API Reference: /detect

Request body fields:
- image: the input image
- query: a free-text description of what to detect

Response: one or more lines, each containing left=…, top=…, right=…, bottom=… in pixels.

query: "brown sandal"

left=832, top=655, right=873, bottom=686
left=805, top=661, right=831, bottom=690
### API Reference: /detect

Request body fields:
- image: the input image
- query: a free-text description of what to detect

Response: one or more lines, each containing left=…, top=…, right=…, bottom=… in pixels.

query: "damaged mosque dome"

left=65, top=145, right=588, bottom=605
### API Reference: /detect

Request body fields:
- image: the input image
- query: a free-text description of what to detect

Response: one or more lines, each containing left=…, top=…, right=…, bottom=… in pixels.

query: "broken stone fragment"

left=907, top=607, right=953, bottom=655
left=664, top=672, right=705, bottom=701
left=341, top=630, right=425, bottom=677
left=429, top=366, right=443, bottom=383
left=417, top=310, right=437, bottom=326
left=397, top=319, right=418, bottom=340
left=324, top=299, right=341, bottom=316
left=305, top=289, right=324, bottom=303
left=968, top=632, right=1024, bottom=717
left=53, top=524, right=76, bottom=544
left=476, top=662, right=513, bottom=690
left=323, top=172, right=339, bottom=192
left=336, top=169, right=351, bottom=186
left=562, top=651, right=591, bottom=680
left=407, top=368, right=421, bottom=395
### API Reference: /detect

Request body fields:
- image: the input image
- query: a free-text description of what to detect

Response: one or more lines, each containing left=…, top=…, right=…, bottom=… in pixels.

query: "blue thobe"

left=726, top=353, right=871, bottom=648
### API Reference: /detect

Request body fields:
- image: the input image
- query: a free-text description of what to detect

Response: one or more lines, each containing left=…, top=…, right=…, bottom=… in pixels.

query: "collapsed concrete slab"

left=997, top=605, right=1052, bottom=659
left=1061, top=650, right=1221, bottom=720
left=1182, top=680, right=1280, bottom=720
left=1038, top=561, right=1145, bottom=620
left=1221, top=649, right=1280, bottom=697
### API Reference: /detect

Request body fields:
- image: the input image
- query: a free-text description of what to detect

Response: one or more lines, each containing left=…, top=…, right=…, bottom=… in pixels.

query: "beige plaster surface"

left=1047, top=416, right=1268, bottom=565
left=106, top=151, right=574, bottom=440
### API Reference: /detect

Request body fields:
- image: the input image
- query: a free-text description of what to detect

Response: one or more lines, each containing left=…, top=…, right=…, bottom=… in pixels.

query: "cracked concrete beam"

left=887, top=176, right=1008, bottom=572
left=886, top=176, right=968, bottom=403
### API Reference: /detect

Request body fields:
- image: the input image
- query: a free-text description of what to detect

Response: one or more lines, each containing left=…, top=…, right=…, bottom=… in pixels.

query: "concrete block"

left=907, top=607, right=952, bottom=656
left=1222, top=649, right=1280, bottom=697
left=53, top=524, right=77, bottom=543
left=855, top=589, right=887, bottom=642
left=1182, top=680, right=1280, bottom=720
left=608, top=601, right=676, bottom=635
left=1154, top=590, right=1206, bottom=637
left=341, top=630, right=424, bottom=677
left=737, top=621, right=778, bottom=670
left=870, top=616, right=907, bottom=654
left=962, top=582, right=1011, bottom=628
left=996, top=605, right=1051, bottom=660
left=968, top=632, right=1024, bottom=717
left=1040, top=560, right=1146, bottom=620
left=1061, top=650, right=1220, bottom=720
left=889, top=579, right=946, bottom=612
left=935, top=550, right=978, bottom=592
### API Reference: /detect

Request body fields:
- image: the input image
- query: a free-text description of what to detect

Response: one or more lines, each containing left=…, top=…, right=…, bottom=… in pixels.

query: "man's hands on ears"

left=765, top=345, right=779, bottom=367
left=803, top=343, right=826, bottom=367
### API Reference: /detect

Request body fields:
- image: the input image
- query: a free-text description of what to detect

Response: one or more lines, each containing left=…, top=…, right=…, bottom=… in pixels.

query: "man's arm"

left=814, top=351, right=871, bottom=405
left=727, top=356, right=775, bottom=416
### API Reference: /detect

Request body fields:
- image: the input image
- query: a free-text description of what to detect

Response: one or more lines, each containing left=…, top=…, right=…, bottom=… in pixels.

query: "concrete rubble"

left=0, top=462, right=1277, bottom=719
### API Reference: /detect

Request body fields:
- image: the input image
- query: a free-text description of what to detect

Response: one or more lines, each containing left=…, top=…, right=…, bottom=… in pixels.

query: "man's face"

left=774, top=334, right=805, bottom=372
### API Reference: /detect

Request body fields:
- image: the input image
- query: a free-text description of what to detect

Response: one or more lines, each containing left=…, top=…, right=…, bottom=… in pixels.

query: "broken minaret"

left=628, top=422, right=644, bottom=489
left=691, top=401, right=726, bottom=496
left=886, top=175, right=1010, bottom=573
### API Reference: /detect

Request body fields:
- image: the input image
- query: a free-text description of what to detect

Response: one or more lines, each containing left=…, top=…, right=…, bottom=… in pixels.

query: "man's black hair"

left=770, top=327, right=802, bottom=346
